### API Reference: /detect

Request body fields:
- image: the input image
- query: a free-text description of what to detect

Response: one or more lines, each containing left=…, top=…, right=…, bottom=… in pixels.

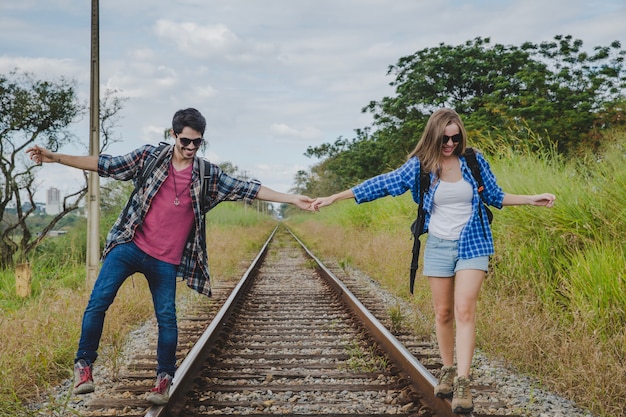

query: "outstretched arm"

left=26, top=145, right=99, bottom=172
left=312, top=189, right=355, bottom=210
left=502, top=192, right=556, bottom=208
left=256, top=186, right=315, bottom=211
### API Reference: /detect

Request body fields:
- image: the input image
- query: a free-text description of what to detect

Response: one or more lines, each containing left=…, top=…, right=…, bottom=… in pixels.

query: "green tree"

left=0, top=70, right=126, bottom=268
left=304, top=36, right=625, bottom=193
left=218, top=161, right=238, bottom=176
left=367, top=35, right=625, bottom=153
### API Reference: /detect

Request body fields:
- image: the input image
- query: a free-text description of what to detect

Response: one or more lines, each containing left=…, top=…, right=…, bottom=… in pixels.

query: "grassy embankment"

left=287, top=129, right=626, bottom=417
left=0, top=202, right=277, bottom=416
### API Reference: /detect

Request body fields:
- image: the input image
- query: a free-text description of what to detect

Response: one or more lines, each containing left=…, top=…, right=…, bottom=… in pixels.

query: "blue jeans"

left=75, top=242, right=178, bottom=376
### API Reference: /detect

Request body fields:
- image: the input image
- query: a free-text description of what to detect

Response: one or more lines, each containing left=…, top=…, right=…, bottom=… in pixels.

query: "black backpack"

left=409, top=148, right=493, bottom=293
left=121, top=142, right=212, bottom=221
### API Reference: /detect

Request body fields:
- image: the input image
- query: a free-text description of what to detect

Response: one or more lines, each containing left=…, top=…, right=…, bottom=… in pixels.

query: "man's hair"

left=172, top=108, right=206, bottom=136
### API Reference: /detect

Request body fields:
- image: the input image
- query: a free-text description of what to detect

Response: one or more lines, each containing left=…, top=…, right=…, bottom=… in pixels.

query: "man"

left=27, top=108, right=314, bottom=405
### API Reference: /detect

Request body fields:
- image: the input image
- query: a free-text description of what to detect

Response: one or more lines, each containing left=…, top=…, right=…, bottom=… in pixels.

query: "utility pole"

left=86, top=0, right=100, bottom=285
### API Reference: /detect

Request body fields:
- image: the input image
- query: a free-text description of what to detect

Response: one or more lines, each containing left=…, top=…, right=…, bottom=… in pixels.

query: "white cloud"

left=1, top=0, right=624, bottom=200
left=140, top=125, right=169, bottom=144
left=0, top=56, right=84, bottom=81
left=154, top=20, right=244, bottom=59
left=270, top=123, right=321, bottom=140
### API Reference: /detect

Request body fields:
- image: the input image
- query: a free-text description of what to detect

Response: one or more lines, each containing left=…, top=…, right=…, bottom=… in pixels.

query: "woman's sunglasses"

left=442, top=133, right=462, bottom=145
left=177, top=135, right=204, bottom=148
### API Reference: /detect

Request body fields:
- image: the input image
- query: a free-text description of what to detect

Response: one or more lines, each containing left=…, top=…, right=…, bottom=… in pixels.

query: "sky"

left=1, top=0, right=625, bottom=203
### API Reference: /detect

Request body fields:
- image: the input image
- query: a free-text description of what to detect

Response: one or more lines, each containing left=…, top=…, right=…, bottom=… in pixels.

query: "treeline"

left=0, top=65, right=272, bottom=270
left=295, top=35, right=626, bottom=196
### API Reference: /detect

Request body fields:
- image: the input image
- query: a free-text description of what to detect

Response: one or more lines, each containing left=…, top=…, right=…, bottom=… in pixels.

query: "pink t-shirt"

left=134, top=163, right=195, bottom=265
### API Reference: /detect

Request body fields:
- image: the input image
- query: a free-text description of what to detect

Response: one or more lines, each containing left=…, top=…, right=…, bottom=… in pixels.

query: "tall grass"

left=490, top=130, right=626, bottom=339
left=0, top=202, right=277, bottom=416
left=287, top=129, right=626, bottom=417
left=0, top=225, right=87, bottom=313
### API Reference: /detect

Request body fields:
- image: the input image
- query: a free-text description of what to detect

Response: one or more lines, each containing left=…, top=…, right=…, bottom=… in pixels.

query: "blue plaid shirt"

left=98, top=144, right=261, bottom=296
left=352, top=152, right=505, bottom=259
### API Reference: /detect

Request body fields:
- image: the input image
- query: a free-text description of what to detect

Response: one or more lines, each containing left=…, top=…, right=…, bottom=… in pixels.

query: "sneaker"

left=434, top=364, right=456, bottom=398
left=452, top=375, right=473, bottom=414
left=73, top=359, right=95, bottom=394
left=146, top=372, right=173, bottom=405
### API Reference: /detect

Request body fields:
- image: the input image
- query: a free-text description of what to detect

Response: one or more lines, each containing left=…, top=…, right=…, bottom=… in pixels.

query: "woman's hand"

left=529, top=193, right=556, bottom=208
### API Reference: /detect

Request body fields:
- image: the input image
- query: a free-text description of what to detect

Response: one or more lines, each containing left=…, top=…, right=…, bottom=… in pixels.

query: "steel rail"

left=145, top=224, right=472, bottom=416
left=288, top=228, right=473, bottom=417
left=145, top=226, right=278, bottom=417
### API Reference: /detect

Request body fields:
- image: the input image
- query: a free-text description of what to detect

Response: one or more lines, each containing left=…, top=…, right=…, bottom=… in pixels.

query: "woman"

left=312, top=108, right=555, bottom=414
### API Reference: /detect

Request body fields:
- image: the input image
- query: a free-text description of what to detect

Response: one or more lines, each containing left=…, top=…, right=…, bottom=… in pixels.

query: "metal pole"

left=86, top=0, right=100, bottom=285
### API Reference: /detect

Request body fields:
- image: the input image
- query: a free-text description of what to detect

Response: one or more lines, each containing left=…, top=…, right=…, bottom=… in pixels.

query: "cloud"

left=248, top=162, right=311, bottom=192
left=154, top=19, right=244, bottom=59
left=140, top=125, right=169, bottom=144
left=0, top=56, right=85, bottom=81
left=270, top=123, right=322, bottom=141
left=2, top=0, right=625, bottom=199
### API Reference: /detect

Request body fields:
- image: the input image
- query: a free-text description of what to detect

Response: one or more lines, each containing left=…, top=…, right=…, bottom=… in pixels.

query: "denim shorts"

left=422, top=235, right=489, bottom=277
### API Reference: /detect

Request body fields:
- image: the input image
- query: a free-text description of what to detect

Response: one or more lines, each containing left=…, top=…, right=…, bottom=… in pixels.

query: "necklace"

left=441, top=158, right=458, bottom=172
left=171, top=163, right=190, bottom=206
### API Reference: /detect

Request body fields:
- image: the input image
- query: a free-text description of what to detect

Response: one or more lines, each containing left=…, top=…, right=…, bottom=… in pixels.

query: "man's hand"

left=26, top=145, right=56, bottom=165
left=292, top=195, right=316, bottom=211
left=25, top=146, right=99, bottom=171
left=311, top=189, right=355, bottom=211
left=256, top=186, right=317, bottom=211
left=311, top=196, right=334, bottom=210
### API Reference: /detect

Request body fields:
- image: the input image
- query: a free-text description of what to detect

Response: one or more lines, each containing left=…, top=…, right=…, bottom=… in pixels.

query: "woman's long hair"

left=408, top=108, right=467, bottom=178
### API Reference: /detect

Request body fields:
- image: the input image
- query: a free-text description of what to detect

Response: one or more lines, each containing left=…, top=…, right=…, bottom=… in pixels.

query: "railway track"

left=77, top=225, right=519, bottom=417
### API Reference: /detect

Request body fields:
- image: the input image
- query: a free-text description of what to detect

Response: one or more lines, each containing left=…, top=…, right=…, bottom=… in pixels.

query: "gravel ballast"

left=28, top=265, right=597, bottom=417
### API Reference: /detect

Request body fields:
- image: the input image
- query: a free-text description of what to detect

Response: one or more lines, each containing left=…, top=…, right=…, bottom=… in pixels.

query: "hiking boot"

left=452, top=375, right=473, bottom=414
left=146, top=372, right=173, bottom=405
left=73, top=359, right=95, bottom=394
left=434, top=364, right=456, bottom=398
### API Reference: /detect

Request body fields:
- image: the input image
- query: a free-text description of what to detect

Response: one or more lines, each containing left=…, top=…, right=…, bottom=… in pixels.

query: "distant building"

left=35, top=202, right=46, bottom=214
left=48, top=230, right=67, bottom=237
left=46, top=187, right=62, bottom=215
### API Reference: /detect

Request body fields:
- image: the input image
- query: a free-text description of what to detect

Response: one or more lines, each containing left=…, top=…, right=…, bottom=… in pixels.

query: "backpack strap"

left=463, top=148, right=484, bottom=194
left=138, top=142, right=171, bottom=189
left=120, top=142, right=171, bottom=221
left=409, top=163, right=430, bottom=294
left=198, top=158, right=211, bottom=214
left=463, top=147, right=493, bottom=237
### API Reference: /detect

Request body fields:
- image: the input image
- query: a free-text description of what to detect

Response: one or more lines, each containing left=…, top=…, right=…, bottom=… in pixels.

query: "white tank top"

left=429, top=178, right=473, bottom=240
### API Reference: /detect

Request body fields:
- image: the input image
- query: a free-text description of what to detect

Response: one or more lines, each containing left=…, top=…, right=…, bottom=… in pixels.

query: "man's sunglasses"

left=442, top=133, right=462, bottom=145
left=177, top=135, right=204, bottom=148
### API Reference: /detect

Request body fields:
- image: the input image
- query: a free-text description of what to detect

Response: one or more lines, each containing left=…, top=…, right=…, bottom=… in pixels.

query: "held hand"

left=293, top=195, right=316, bottom=211
left=25, top=145, right=55, bottom=165
left=312, top=189, right=354, bottom=210
left=312, top=196, right=334, bottom=210
left=530, top=193, right=556, bottom=208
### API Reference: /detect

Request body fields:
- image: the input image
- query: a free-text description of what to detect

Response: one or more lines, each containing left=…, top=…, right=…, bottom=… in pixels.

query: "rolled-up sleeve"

left=98, top=145, right=152, bottom=181
left=205, top=166, right=261, bottom=210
